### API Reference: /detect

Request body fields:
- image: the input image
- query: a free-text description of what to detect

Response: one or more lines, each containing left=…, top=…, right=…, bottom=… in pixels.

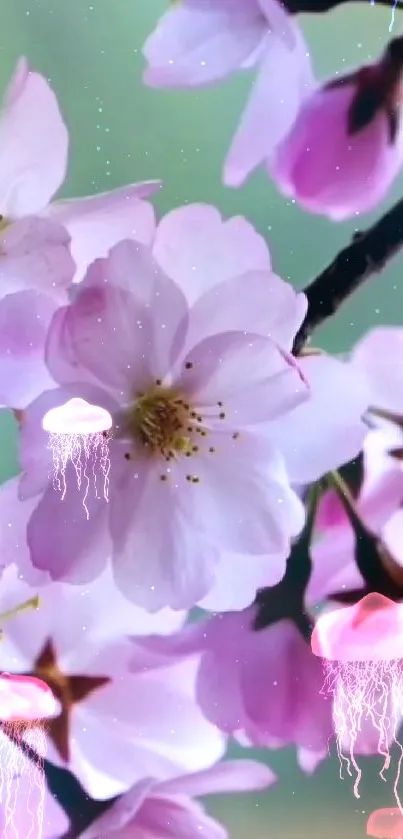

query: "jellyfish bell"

left=42, top=397, right=112, bottom=436
left=41, top=398, right=112, bottom=517
left=311, top=593, right=403, bottom=809
left=0, top=673, right=60, bottom=722
left=311, top=593, right=403, bottom=663
left=367, top=808, right=403, bottom=838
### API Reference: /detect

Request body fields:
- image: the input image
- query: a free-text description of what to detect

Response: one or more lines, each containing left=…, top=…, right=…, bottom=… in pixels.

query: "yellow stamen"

left=0, top=596, right=40, bottom=640
left=128, top=387, right=193, bottom=457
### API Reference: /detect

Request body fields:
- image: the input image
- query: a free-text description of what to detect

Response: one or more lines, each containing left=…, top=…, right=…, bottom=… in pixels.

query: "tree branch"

left=284, top=0, right=403, bottom=14
left=293, top=196, right=403, bottom=354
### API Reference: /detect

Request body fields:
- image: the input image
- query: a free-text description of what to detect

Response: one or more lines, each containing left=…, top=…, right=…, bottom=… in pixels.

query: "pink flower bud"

left=270, top=38, right=403, bottom=220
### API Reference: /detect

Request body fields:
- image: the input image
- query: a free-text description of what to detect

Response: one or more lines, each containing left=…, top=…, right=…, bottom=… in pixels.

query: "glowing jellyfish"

left=42, top=397, right=113, bottom=518
left=367, top=808, right=403, bottom=838
left=0, top=674, right=59, bottom=838
left=311, top=593, right=403, bottom=810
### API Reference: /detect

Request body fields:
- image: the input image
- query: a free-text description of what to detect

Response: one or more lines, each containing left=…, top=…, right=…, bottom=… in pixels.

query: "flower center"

left=129, top=385, right=193, bottom=458
left=121, top=366, right=239, bottom=484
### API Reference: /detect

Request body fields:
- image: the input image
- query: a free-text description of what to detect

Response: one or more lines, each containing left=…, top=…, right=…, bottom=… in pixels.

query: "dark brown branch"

left=293, top=196, right=403, bottom=354
left=284, top=0, right=403, bottom=14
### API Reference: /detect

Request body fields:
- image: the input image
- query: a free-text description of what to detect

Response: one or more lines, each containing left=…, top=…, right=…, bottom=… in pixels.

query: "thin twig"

left=284, top=0, right=403, bottom=14
left=293, top=197, right=403, bottom=354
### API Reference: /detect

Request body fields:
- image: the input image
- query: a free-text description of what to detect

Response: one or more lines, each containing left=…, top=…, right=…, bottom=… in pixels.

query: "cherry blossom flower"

left=0, top=57, right=159, bottom=276
left=270, top=40, right=403, bottom=220
left=150, top=204, right=371, bottom=487
left=0, top=566, right=223, bottom=799
left=80, top=759, right=276, bottom=839
left=127, top=609, right=333, bottom=774
left=18, top=238, right=311, bottom=611
left=143, top=1, right=315, bottom=188
left=0, top=57, right=160, bottom=410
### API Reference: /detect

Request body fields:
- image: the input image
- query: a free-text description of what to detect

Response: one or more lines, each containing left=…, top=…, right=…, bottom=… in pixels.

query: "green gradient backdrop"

left=0, top=1, right=402, bottom=836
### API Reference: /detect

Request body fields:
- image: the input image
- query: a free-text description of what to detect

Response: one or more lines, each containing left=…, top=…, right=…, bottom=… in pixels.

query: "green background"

left=1, top=1, right=402, bottom=836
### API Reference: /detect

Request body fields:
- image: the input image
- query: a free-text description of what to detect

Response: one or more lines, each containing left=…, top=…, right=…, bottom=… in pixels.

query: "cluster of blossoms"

left=0, top=0, right=403, bottom=835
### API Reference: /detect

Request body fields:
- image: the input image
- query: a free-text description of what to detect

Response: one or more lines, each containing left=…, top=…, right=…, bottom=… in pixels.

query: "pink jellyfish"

left=0, top=673, right=59, bottom=722
left=367, top=808, right=403, bottom=838
left=311, top=593, right=403, bottom=809
left=42, top=397, right=113, bottom=518
left=0, top=674, right=60, bottom=838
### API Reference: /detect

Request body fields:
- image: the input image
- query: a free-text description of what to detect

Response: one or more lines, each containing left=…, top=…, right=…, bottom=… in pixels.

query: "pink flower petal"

left=81, top=653, right=226, bottom=792
left=0, top=290, right=57, bottom=409
left=297, top=746, right=327, bottom=774
left=0, top=216, right=74, bottom=301
left=153, top=204, right=271, bottom=306
left=159, top=759, right=276, bottom=797
left=0, top=58, right=68, bottom=217
left=0, top=477, right=50, bottom=586
left=46, top=277, right=153, bottom=399
left=197, top=640, right=246, bottom=734
left=186, top=269, right=307, bottom=352
left=257, top=0, right=296, bottom=47
left=133, top=795, right=227, bottom=839
left=382, top=509, right=403, bottom=568
left=143, top=1, right=266, bottom=88
left=224, top=25, right=315, bottom=187
left=352, top=327, right=403, bottom=415
left=51, top=241, right=189, bottom=396
left=239, top=620, right=333, bottom=751
left=307, top=525, right=364, bottom=607
left=178, top=431, right=305, bottom=555
left=176, top=331, right=309, bottom=426
left=79, top=778, right=154, bottom=838
left=26, top=470, right=111, bottom=583
left=268, top=354, right=370, bottom=484
left=109, top=459, right=219, bottom=611
left=48, top=181, right=160, bottom=283
left=198, top=549, right=287, bottom=612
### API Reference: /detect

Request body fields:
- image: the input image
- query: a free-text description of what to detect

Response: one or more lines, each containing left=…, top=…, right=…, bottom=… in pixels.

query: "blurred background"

left=0, top=0, right=402, bottom=836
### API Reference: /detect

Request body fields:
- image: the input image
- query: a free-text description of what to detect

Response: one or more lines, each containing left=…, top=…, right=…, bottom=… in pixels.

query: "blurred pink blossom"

left=0, top=57, right=159, bottom=410
left=143, top=1, right=315, bottom=187
left=352, top=326, right=403, bottom=417
left=0, top=565, right=223, bottom=799
left=308, top=325, right=403, bottom=605
left=19, top=237, right=310, bottom=611
left=129, top=610, right=333, bottom=773
left=80, top=759, right=276, bottom=839
left=0, top=223, right=74, bottom=409
left=308, top=421, right=403, bottom=606
left=271, top=46, right=403, bottom=220
left=0, top=57, right=160, bottom=276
